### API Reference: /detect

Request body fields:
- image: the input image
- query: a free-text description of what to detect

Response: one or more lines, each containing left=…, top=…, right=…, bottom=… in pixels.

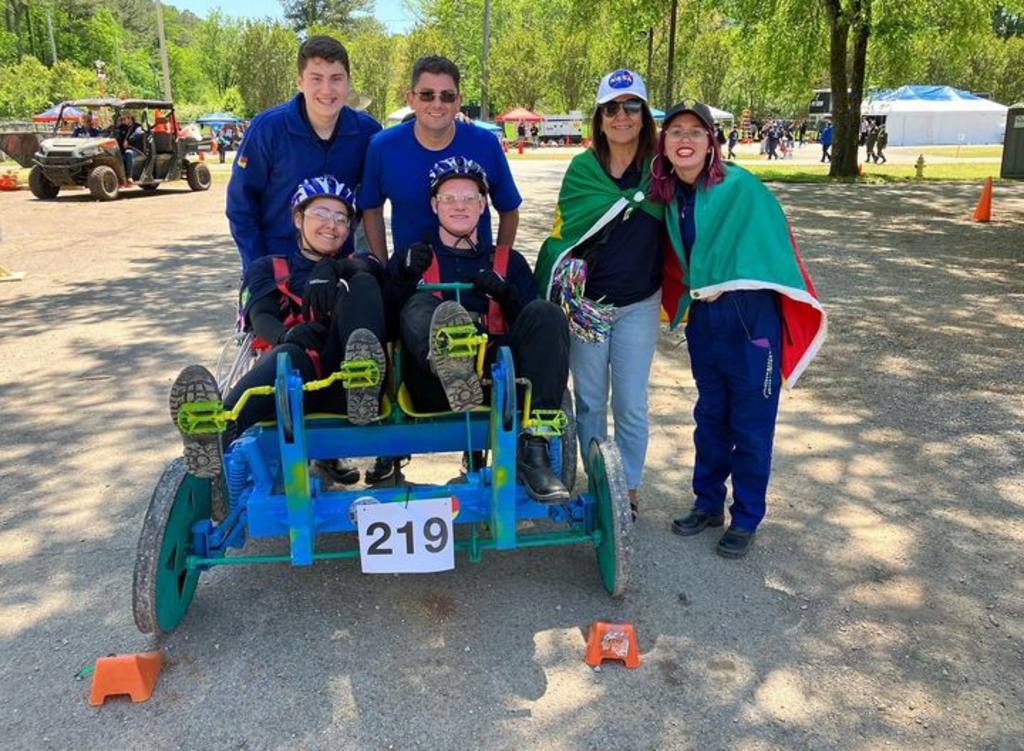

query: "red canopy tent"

left=32, top=102, right=85, bottom=122
left=494, top=107, right=543, bottom=122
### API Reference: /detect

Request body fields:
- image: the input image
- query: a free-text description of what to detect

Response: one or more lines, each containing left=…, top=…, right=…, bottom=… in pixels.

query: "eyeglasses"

left=600, top=99, right=644, bottom=118
left=414, top=89, right=459, bottom=103
left=304, top=207, right=351, bottom=226
left=665, top=127, right=709, bottom=142
left=435, top=192, right=483, bottom=206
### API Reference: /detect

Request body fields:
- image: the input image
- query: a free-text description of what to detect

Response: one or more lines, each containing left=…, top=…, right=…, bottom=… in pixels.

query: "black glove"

left=338, top=254, right=384, bottom=285
left=399, top=242, right=434, bottom=280
left=280, top=320, right=328, bottom=352
left=302, top=259, right=342, bottom=323
left=472, top=269, right=510, bottom=301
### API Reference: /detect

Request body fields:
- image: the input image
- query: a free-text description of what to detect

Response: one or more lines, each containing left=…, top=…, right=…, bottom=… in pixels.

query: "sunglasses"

left=414, top=89, right=459, bottom=103
left=600, top=99, right=644, bottom=118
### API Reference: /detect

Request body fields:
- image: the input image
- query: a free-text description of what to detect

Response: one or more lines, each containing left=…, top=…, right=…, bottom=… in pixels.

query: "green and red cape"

left=663, top=164, right=826, bottom=388
left=535, top=149, right=664, bottom=299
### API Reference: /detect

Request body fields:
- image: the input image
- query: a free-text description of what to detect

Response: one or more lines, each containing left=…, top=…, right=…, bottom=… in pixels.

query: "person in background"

left=653, top=100, right=827, bottom=558
left=727, top=126, right=738, bottom=160
left=820, top=121, right=833, bottom=163
left=116, top=112, right=144, bottom=182
left=865, top=122, right=878, bottom=163
left=535, top=69, right=663, bottom=520
left=73, top=112, right=99, bottom=137
left=875, top=125, right=888, bottom=164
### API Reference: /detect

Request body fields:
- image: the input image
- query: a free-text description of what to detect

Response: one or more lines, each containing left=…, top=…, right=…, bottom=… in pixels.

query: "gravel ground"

left=0, top=167, right=1022, bottom=751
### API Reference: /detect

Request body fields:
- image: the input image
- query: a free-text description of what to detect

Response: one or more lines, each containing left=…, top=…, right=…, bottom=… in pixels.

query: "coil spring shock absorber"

left=226, top=451, right=249, bottom=507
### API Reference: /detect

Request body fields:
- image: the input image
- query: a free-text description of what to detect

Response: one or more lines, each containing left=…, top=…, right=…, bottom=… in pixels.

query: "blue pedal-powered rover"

left=133, top=284, right=633, bottom=634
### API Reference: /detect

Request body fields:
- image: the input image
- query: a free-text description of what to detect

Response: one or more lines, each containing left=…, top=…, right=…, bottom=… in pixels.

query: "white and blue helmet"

left=428, top=157, right=490, bottom=197
left=291, top=175, right=356, bottom=213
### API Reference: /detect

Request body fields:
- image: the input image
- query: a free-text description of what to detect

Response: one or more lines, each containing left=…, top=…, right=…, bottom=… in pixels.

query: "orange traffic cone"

left=584, top=621, right=640, bottom=668
left=517, top=140, right=524, bottom=155
left=857, top=163, right=863, bottom=175
left=972, top=177, right=993, bottom=222
left=502, top=139, right=508, bottom=154
left=89, top=652, right=165, bottom=706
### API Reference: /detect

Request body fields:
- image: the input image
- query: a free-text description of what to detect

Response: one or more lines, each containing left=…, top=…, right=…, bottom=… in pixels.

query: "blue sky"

left=168, top=0, right=416, bottom=33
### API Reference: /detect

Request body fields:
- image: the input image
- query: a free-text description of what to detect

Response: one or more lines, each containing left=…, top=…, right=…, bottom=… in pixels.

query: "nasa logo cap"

left=596, top=69, right=648, bottom=104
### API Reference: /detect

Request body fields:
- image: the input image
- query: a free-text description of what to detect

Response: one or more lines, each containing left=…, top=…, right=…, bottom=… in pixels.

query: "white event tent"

left=862, top=85, right=1008, bottom=146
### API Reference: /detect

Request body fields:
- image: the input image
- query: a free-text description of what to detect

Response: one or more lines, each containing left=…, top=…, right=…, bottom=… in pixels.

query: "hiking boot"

left=365, top=455, right=409, bottom=484
left=517, top=433, right=570, bottom=503
left=315, top=458, right=360, bottom=486
left=460, top=451, right=487, bottom=476
left=169, top=364, right=224, bottom=478
left=428, top=301, right=483, bottom=412
left=344, top=328, right=386, bottom=426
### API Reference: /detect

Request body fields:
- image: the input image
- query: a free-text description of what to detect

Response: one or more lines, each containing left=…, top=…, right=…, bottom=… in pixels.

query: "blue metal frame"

left=186, top=344, right=597, bottom=572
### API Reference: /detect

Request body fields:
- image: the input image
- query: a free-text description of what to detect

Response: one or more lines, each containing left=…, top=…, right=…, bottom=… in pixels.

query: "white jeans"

left=570, top=290, right=661, bottom=490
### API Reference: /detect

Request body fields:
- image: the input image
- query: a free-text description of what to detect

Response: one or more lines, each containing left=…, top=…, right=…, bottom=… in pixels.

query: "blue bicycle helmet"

left=291, top=175, right=356, bottom=213
left=428, top=157, right=490, bottom=197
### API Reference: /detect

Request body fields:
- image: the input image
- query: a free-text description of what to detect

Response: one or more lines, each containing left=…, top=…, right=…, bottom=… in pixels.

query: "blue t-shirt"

left=359, top=121, right=522, bottom=257
left=581, top=162, right=663, bottom=308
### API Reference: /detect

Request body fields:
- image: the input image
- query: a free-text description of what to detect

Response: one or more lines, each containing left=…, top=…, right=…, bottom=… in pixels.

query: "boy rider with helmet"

left=384, top=157, right=572, bottom=503
left=169, top=176, right=387, bottom=480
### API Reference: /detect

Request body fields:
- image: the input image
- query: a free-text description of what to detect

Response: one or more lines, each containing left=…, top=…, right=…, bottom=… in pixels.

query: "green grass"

left=740, top=160, right=1001, bottom=183
left=914, top=145, right=1004, bottom=158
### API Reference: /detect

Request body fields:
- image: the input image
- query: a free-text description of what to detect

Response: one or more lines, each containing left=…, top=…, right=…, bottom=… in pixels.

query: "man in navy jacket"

left=227, top=35, right=382, bottom=271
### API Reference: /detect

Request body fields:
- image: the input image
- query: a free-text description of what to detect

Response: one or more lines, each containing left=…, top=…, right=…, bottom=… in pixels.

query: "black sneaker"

left=428, top=301, right=483, bottom=412
left=365, top=455, right=409, bottom=484
left=517, top=433, right=570, bottom=503
left=169, top=364, right=224, bottom=478
left=344, top=328, right=386, bottom=426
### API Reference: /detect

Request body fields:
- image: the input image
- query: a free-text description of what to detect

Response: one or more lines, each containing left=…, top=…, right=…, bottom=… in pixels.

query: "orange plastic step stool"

left=89, top=652, right=165, bottom=706
left=585, top=621, right=640, bottom=668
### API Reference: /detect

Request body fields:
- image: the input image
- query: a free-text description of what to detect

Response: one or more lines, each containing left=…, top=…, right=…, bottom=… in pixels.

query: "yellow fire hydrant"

left=915, top=154, right=926, bottom=179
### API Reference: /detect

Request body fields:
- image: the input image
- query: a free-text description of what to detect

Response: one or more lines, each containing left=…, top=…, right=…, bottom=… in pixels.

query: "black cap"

left=663, top=99, right=714, bottom=131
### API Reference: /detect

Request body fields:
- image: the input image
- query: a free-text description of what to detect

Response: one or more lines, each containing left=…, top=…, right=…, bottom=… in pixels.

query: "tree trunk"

left=825, top=0, right=872, bottom=177
left=664, top=0, right=678, bottom=109
left=12, top=0, right=23, bottom=62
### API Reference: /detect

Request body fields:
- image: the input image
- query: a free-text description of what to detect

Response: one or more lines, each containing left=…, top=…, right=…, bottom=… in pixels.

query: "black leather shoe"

left=517, top=433, right=570, bottom=503
left=365, top=455, right=409, bottom=484
left=716, top=526, right=756, bottom=559
left=315, top=458, right=360, bottom=486
left=671, top=509, right=725, bottom=537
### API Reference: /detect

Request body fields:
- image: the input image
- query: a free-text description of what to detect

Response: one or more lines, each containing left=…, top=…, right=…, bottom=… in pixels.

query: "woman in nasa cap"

left=536, top=69, right=664, bottom=519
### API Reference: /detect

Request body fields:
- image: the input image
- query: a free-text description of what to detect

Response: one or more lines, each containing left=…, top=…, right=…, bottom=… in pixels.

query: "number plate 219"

left=356, top=497, right=455, bottom=574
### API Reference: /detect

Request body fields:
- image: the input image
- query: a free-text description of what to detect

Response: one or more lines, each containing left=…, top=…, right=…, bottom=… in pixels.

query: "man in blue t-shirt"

left=358, top=55, right=523, bottom=484
left=360, top=56, right=522, bottom=261
left=226, top=35, right=382, bottom=271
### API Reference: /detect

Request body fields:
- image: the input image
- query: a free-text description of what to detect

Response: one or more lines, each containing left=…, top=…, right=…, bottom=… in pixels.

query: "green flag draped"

left=535, top=149, right=664, bottom=298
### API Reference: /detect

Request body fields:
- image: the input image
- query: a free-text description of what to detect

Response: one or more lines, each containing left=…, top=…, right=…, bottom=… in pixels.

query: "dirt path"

left=0, top=171, right=1022, bottom=750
